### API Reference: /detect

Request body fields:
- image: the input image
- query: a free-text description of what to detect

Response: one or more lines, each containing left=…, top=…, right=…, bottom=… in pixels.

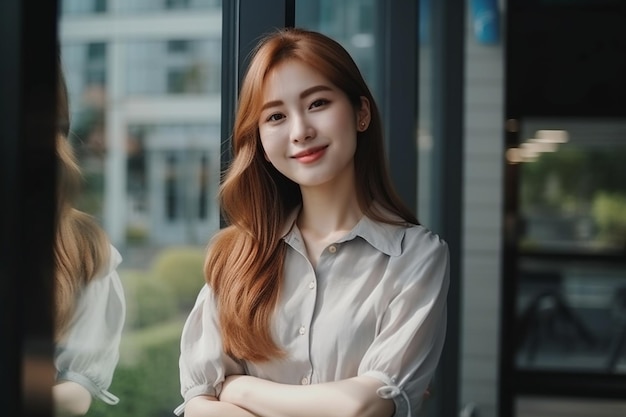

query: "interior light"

left=534, top=129, right=569, bottom=143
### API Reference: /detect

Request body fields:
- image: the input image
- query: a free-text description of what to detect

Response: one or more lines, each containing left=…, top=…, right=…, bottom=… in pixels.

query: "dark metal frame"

left=428, top=1, right=465, bottom=416
left=376, top=0, right=419, bottom=211
left=1, top=1, right=59, bottom=416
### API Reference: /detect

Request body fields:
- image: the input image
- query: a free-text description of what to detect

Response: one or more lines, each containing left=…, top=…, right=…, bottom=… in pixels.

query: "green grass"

left=86, top=319, right=185, bottom=417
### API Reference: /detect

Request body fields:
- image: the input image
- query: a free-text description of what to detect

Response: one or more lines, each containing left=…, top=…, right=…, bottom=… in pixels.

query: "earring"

left=359, top=121, right=366, bottom=131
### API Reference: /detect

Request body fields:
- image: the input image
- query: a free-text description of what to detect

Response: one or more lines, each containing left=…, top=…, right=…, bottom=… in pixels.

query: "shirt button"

left=299, top=326, right=306, bottom=335
left=308, top=281, right=315, bottom=290
left=301, top=377, right=309, bottom=385
left=328, top=245, right=337, bottom=253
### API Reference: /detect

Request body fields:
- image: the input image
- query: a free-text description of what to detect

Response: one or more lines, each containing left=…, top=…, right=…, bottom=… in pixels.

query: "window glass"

left=62, top=0, right=222, bottom=15
left=58, top=4, right=222, bottom=416
left=516, top=120, right=626, bottom=252
left=126, top=39, right=221, bottom=95
left=295, top=0, right=380, bottom=100
left=513, top=118, right=626, bottom=374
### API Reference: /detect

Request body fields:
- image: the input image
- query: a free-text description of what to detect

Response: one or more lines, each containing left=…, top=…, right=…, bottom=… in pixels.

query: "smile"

left=291, top=145, right=328, bottom=163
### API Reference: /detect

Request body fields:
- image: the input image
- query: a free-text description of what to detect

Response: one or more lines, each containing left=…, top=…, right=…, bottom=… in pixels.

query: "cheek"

left=259, top=135, right=279, bottom=161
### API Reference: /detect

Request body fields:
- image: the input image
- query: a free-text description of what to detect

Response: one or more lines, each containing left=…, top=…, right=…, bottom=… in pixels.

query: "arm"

left=219, top=375, right=394, bottom=417
left=175, top=285, right=247, bottom=416
left=356, top=231, right=450, bottom=416
left=184, top=395, right=260, bottom=417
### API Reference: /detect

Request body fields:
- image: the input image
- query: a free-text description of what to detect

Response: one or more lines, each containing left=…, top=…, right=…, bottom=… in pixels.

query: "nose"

left=290, top=115, right=315, bottom=143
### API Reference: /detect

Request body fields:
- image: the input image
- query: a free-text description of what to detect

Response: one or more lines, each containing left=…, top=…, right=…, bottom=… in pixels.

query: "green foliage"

left=152, top=247, right=206, bottom=313
left=85, top=320, right=183, bottom=417
left=122, top=270, right=178, bottom=330
left=125, top=225, right=148, bottom=244
left=84, top=247, right=208, bottom=417
left=592, top=192, right=626, bottom=245
left=521, top=147, right=588, bottom=211
left=521, top=146, right=626, bottom=213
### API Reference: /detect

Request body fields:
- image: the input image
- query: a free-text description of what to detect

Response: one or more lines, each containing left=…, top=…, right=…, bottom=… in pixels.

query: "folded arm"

left=218, top=374, right=394, bottom=417
left=184, top=395, right=261, bottom=417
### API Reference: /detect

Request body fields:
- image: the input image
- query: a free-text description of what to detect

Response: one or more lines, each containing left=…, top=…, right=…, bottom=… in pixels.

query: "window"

left=56, top=5, right=222, bottom=416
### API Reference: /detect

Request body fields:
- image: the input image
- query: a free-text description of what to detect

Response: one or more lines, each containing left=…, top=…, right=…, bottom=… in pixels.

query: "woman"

left=176, top=27, right=449, bottom=417
left=53, top=57, right=126, bottom=416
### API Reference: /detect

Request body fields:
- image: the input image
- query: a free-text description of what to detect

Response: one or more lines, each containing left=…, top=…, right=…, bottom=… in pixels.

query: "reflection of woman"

left=53, top=57, right=126, bottom=416
left=176, top=28, right=449, bottom=417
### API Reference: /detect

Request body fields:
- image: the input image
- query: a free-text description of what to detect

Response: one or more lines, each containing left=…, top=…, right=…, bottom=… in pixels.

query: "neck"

left=297, top=172, right=362, bottom=239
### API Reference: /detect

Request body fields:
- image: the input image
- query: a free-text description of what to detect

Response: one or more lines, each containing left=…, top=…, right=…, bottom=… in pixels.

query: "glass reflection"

left=58, top=2, right=222, bottom=415
left=54, top=56, right=126, bottom=417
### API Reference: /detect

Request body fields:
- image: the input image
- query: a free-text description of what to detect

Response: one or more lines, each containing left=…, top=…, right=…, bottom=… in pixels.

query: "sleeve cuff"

left=57, top=371, right=119, bottom=405
left=174, top=384, right=220, bottom=416
left=361, top=371, right=413, bottom=417
left=376, top=385, right=411, bottom=417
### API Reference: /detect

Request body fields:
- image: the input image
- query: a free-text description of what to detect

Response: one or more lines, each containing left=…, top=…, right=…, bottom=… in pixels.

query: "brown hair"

left=54, top=55, right=110, bottom=341
left=206, top=27, right=418, bottom=362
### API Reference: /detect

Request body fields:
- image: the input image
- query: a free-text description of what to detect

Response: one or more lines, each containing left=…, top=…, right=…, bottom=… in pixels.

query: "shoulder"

left=92, top=244, right=123, bottom=282
left=393, top=224, right=449, bottom=273
left=402, top=224, right=448, bottom=253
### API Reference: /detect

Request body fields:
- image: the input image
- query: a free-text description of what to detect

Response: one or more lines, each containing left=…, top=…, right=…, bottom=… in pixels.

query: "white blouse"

left=176, top=210, right=449, bottom=417
left=55, top=245, right=126, bottom=405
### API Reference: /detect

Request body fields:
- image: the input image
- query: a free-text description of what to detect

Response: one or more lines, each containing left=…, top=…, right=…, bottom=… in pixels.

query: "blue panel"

left=470, top=0, right=500, bottom=44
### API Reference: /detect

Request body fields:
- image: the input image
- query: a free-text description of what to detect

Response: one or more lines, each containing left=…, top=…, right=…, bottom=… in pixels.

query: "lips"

left=291, top=145, right=328, bottom=163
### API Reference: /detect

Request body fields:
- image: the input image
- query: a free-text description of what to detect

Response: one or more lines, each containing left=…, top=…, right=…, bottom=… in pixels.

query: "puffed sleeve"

left=358, top=227, right=449, bottom=417
left=174, top=284, right=245, bottom=416
left=55, top=245, right=126, bottom=405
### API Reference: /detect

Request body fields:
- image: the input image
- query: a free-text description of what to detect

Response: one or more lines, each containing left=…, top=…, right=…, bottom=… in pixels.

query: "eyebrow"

left=260, top=85, right=334, bottom=111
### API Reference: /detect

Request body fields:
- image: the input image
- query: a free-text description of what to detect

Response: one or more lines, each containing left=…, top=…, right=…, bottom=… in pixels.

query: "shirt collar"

left=281, top=204, right=407, bottom=257
left=337, top=214, right=406, bottom=257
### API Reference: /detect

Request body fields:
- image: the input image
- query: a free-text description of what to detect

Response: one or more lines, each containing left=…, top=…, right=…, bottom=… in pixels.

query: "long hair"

left=54, top=56, right=110, bottom=341
left=206, top=27, right=418, bottom=362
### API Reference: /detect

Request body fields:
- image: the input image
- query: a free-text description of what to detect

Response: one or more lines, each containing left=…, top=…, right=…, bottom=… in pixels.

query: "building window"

left=166, top=0, right=190, bottom=9
left=165, top=154, right=179, bottom=222
left=168, top=40, right=191, bottom=53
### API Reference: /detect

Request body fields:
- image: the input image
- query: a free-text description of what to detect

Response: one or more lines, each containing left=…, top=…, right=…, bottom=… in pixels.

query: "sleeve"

left=173, top=284, right=245, bottom=416
left=358, top=229, right=450, bottom=417
left=55, top=245, right=126, bottom=405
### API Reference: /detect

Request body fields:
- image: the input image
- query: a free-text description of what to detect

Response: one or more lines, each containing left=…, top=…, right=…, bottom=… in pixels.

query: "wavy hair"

left=54, top=56, right=110, bottom=341
left=206, top=27, right=418, bottom=362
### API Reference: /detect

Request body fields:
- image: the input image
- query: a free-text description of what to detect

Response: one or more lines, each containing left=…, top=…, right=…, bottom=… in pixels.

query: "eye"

left=309, top=98, right=329, bottom=109
left=266, top=113, right=285, bottom=122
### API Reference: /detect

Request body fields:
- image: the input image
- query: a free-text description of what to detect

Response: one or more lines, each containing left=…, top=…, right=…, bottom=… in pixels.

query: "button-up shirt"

left=176, top=209, right=449, bottom=417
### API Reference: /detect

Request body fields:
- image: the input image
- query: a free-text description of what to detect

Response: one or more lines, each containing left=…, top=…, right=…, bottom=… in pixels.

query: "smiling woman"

left=175, top=27, right=450, bottom=417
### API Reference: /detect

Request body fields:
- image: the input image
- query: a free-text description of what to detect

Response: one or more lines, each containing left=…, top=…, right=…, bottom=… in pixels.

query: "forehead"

left=261, top=60, right=335, bottom=99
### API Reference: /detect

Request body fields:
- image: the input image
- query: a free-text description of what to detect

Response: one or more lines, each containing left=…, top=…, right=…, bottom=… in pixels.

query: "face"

left=258, top=60, right=370, bottom=190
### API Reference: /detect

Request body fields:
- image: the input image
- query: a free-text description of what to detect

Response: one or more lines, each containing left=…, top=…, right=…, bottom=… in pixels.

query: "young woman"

left=52, top=58, right=126, bottom=416
left=176, top=27, right=449, bottom=417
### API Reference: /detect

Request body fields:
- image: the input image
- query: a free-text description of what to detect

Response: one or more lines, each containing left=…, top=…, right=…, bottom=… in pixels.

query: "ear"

left=356, top=96, right=371, bottom=132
